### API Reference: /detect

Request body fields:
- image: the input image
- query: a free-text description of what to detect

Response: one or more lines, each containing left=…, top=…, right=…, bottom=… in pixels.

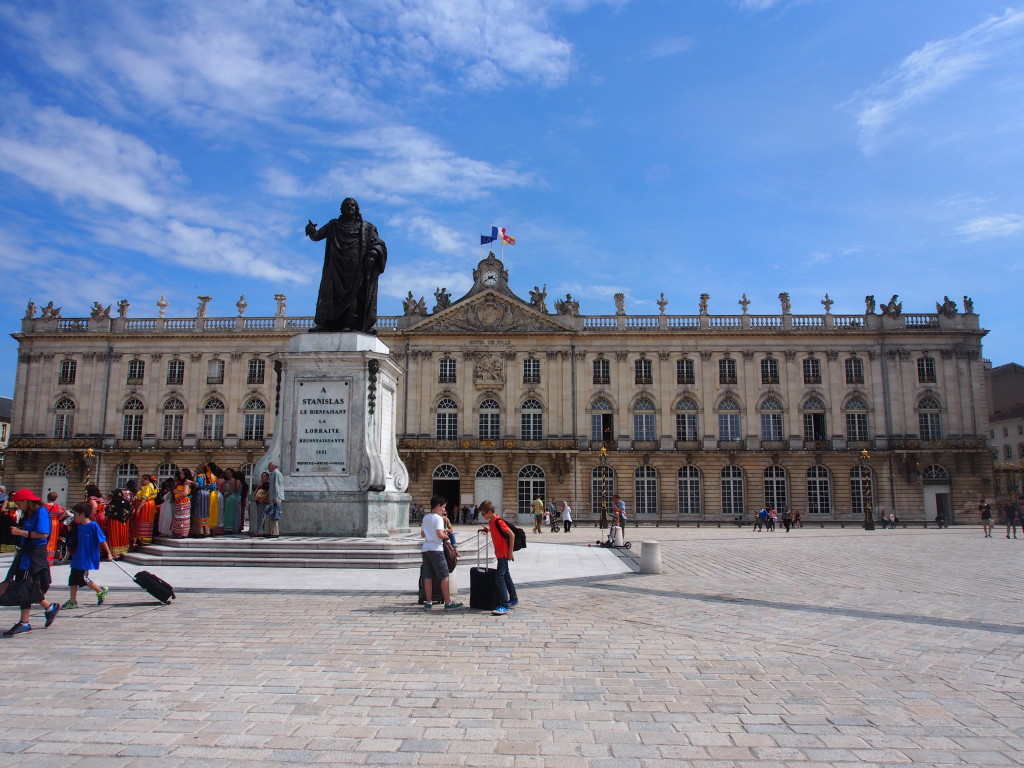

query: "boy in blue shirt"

left=62, top=502, right=112, bottom=609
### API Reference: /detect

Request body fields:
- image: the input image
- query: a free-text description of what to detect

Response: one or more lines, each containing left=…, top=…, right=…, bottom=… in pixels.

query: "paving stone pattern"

left=1, top=527, right=1023, bottom=767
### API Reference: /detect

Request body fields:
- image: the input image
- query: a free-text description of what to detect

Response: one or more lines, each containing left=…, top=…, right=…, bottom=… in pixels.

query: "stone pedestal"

left=260, top=333, right=410, bottom=537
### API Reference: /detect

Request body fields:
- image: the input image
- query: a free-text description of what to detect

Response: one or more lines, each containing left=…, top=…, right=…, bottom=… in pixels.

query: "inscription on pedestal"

left=294, top=379, right=350, bottom=475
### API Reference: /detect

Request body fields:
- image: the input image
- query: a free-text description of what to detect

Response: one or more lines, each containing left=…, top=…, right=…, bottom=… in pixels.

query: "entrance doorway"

left=474, top=465, right=503, bottom=513
left=431, top=464, right=460, bottom=516
left=43, top=463, right=69, bottom=508
left=921, top=464, right=951, bottom=523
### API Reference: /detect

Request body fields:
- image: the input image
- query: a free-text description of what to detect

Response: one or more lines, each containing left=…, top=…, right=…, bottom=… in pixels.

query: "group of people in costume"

left=156, top=464, right=247, bottom=539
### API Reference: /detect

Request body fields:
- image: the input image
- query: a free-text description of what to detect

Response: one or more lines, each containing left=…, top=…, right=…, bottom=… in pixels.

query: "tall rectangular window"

left=207, top=359, right=224, bottom=385
left=760, top=413, right=783, bottom=441
left=593, top=359, right=610, bottom=384
left=634, top=466, right=658, bottom=515
left=127, top=359, right=145, bottom=384
left=633, top=413, right=655, bottom=441
left=719, top=359, right=736, bottom=384
left=677, top=467, right=700, bottom=515
left=122, top=413, right=143, bottom=441
left=591, top=413, right=613, bottom=443
left=167, top=359, right=184, bottom=385
left=919, top=412, right=942, bottom=440
left=803, top=357, right=821, bottom=384
left=634, top=358, right=652, bottom=385
left=760, top=358, right=779, bottom=384
left=203, top=413, right=224, bottom=440
left=522, top=358, right=540, bottom=383
left=58, top=359, right=77, bottom=385
left=803, top=413, right=827, bottom=442
left=718, top=413, right=741, bottom=441
left=162, top=413, right=183, bottom=440
left=248, top=358, right=265, bottom=384
left=845, top=358, right=864, bottom=384
left=846, top=412, right=868, bottom=441
left=243, top=413, right=265, bottom=441
left=675, top=413, right=698, bottom=442
left=521, top=413, right=543, bottom=441
left=438, top=358, right=456, bottom=383
left=720, top=467, right=744, bottom=517
left=676, top=359, right=694, bottom=385
left=917, top=357, right=936, bottom=383
left=53, top=412, right=74, bottom=439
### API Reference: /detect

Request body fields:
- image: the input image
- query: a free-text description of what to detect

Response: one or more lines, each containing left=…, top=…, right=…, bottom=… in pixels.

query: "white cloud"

left=393, top=215, right=466, bottom=256
left=647, top=36, right=694, bottom=59
left=956, top=214, right=1024, bottom=240
left=319, top=127, right=533, bottom=204
left=848, top=8, right=1024, bottom=154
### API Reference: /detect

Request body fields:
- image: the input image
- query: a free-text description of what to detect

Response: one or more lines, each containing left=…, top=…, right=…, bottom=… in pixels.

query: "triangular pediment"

left=405, top=290, right=573, bottom=334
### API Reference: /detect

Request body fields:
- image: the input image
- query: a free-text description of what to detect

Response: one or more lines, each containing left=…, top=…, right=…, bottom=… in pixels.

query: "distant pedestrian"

left=561, top=500, right=573, bottom=533
left=3, top=489, right=60, bottom=636
left=267, top=462, right=285, bottom=538
left=612, top=494, right=627, bottom=531
left=531, top=495, right=544, bottom=534
left=251, top=472, right=271, bottom=537
left=1004, top=500, right=1019, bottom=539
left=767, top=508, right=777, bottom=532
left=979, top=499, right=992, bottom=537
left=419, top=495, right=462, bottom=612
left=479, top=500, right=517, bottom=616
left=793, top=509, right=802, bottom=528
left=62, top=503, right=112, bottom=609
left=755, top=507, right=767, bottom=532
left=781, top=507, right=792, bottom=532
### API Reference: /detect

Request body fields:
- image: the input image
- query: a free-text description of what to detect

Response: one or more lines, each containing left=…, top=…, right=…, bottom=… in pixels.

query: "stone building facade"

left=6, top=255, right=991, bottom=525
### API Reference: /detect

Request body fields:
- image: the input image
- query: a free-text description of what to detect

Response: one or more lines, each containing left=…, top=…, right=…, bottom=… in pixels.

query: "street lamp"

left=859, top=449, right=874, bottom=530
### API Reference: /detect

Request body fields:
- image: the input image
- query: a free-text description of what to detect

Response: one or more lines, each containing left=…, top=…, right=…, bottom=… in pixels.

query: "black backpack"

left=499, top=518, right=527, bottom=551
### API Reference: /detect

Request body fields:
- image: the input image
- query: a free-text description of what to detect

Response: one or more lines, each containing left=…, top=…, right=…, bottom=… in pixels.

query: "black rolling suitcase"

left=418, top=578, right=443, bottom=605
left=113, top=560, right=176, bottom=604
left=469, top=530, right=500, bottom=611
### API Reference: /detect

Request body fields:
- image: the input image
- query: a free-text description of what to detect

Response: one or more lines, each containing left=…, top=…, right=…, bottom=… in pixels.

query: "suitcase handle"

left=476, top=528, right=491, bottom=569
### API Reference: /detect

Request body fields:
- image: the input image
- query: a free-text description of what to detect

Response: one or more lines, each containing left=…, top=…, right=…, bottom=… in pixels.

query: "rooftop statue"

left=306, top=197, right=387, bottom=334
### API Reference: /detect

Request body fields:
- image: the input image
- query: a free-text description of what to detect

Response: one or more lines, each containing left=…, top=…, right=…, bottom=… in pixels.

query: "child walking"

left=62, top=502, right=112, bottom=608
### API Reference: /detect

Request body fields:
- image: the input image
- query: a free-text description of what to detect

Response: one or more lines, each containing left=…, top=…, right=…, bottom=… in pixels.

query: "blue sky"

left=1, top=0, right=1022, bottom=398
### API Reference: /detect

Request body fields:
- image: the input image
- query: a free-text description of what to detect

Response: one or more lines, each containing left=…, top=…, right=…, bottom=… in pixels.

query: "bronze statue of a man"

left=305, top=198, right=387, bottom=333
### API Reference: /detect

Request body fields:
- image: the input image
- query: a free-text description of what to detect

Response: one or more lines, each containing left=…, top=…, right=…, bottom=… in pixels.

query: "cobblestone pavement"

left=2, top=526, right=1023, bottom=767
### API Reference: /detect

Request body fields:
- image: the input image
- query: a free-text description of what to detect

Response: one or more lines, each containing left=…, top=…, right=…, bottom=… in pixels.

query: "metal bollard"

left=640, top=540, right=662, bottom=574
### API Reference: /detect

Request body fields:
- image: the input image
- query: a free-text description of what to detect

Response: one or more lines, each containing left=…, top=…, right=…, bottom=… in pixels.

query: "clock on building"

left=481, top=270, right=500, bottom=287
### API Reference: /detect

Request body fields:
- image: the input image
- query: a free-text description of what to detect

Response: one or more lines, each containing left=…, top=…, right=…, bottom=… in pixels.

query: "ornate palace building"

left=6, top=254, right=990, bottom=525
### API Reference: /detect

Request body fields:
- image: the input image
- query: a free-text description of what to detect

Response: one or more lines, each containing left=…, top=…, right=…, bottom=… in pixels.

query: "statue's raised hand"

left=305, top=220, right=317, bottom=237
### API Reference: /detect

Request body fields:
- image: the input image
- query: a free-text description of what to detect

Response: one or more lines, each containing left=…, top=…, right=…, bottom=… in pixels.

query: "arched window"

left=632, top=397, right=656, bottom=442
left=634, top=465, right=658, bottom=514
left=918, top=397, right=942, bottom=440
left=116, top=462, right=139, bottom=488
left=677, top=466, right=701, bottom=515
left=850, top=465, right=872, bottom=517
left=763, top=465, right=787, bottom=511
left=478, top=398, right=501, bottom=441
left=717, top=397, right=741, bottom=442
left=802, top=397, right=827, bottom=443
left=517, top=465, right=545, bottom=516
left=591, top=465, right=616, bottom=519
left=202, top=397, right=225, bottom=441
left=844, top=397, right=869, bottom=442
left=162, top=397, right=185, bottom=441
left=806, top=466, right=831, bottom=515
left=922, top=464, right=949, bottom=482
left=590, top=397, right=614, bottom=444
left=720, top=465, right=744, bottom=517
left=436, top=398, right=458, bottom=440
left=157, top=463, right=178, bottom=484
left=243, top=397, right=266, bottom=442
left=122, top=397, right=144, bottom=441
left=476, top=464, right=502, bottom=478
left=675, top=398, right=699, bottom=442
left=759, top=397, right=784, bottom=442
left=521, top=398, right=543, bottom=441
left=53, top=397, right=75, bottom=439
left=44, top=462, right=69, bottom=478
left=433, top=464, right=460, bottom=479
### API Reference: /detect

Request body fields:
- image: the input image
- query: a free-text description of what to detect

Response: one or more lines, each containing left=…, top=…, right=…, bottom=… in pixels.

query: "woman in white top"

left=561, top=500, right=572, bottom=533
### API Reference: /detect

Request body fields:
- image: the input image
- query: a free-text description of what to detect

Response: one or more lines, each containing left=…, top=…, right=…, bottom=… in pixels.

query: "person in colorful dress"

left=251, top=471, right=270, bottom=537
left=85, top=483, right=107, bottom=533
left=171, top=469, right=194, bottom=539
left=103, top=482, right=133, bottom=559
left=192, top=464, right=220, bottom=536
left=2, top=487, right=22, bottom=554
left=44, top=492, right=68, bottom=565
left=131, top=475, right=158, bottom=548
left=219, top=468, right=240, bottom=534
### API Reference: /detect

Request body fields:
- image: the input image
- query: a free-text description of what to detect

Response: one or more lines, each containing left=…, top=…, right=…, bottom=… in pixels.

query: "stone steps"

left=120, top=533, right=484, bottom=569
